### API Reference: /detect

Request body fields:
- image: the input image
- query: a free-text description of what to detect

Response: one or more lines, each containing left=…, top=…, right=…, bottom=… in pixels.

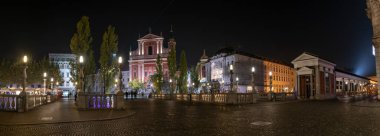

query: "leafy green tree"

left=167, top=45, right=177, bottom=95
left=99, top=25, right=119, bottom=94
left=69, top=16, right=96, bottom=91
left=179, top=50, right=188, bottom=94
left=152, top=55, right=163, bottom=94
left=190, top=66, right=200, bottom=93
left=129, top=79, right=144, bottom=92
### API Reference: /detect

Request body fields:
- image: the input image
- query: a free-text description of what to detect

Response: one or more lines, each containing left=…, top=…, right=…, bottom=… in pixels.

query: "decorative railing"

left=0, top=94, right=19, bottom=111
left=27, top=95, right=48, bottom=110
left=214, top=94, right=227, bottom=103
left=87, top=94, right=115, bottom=109
left=237, top=94, right=253, bottom=104
left=0, top=94, right=58, bottom=112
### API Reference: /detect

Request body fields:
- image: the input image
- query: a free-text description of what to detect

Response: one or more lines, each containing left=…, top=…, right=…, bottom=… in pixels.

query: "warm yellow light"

left=252, top=67, right=255, bottom=73
left=115, top=79, right=118, bottom=83
left=56, top=82, right=59, bottom=85
left=118, top=56, right=123, bottom=64
left=229, top=65, right=233, bottom=71
left=236, top=77, right=239, bottom=81
left=50, top=78, right=54, bottom=82
left=43, top=72, right=47, bottom=78
left=79, top=56, right=84, bottom=63
left=269, top=71, right=273, bottom=76
left=169, top=79, right=172, bottom=83
left=23, top=55, right=28, bottom=63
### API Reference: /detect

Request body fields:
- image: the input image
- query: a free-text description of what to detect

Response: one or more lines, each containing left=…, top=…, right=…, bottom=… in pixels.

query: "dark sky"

left=0, top=0, right=375, bottom=76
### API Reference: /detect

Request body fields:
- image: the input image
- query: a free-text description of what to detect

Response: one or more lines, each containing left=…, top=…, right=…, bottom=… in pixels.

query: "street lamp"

left=50, top=77, right=54, bottom=94
left=78, top=55, right=84, bottom=93
left=43, top=72, right=47, bottom=95
left=229, top=64, right=234, bottom=93
left=22, top=55, right=28, bottom=93
left=236, top=77, right=239, bottom=92
left=251, top=66, right=255, bottom=94
left=221, top=80, right=225, bottom=93
left=117, top=56, right=123, bottom=93
left=269, top=71, right=273, bottom=101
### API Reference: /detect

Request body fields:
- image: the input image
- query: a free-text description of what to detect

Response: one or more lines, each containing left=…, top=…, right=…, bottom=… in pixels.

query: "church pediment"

left=139, top=34, right=163, bottom=40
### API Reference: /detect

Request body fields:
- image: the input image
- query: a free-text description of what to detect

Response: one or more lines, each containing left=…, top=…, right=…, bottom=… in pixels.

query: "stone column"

left=315, top=66, right=320, bottom=100
left=297, top=75, right=300, bottom=99
left=310, top=74, right=314, bottom=99
left=374, top=39, right=380, bottom=100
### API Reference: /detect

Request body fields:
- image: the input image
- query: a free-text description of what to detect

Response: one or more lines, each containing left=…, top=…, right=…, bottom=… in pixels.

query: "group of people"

left=125, top=91, right=139, bottom=99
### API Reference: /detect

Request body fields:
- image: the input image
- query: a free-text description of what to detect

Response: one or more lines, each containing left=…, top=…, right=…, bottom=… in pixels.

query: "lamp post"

left=55, top=81, right=59, bottom=95
left=345, top=81, right=348, bottom=96
left=50, top=77, right=54, bottom=94
left=251, top=67, right=255, bottom=93
left=192, top=83, right=195, bottom=94
left=229, top=64, right=234, bottom=93
left=118, top=56, right=123, bottom=93
left=43, top=72, right=47, bottom=95
left=236, top=77, right=239, bottom=93
left=22, top=55, right=28, bottom=93
left=221, top=80, right=225, bottom=93
left=79, top=55, right=84, bottom=93
left=269, top=71, right=273, bottom=101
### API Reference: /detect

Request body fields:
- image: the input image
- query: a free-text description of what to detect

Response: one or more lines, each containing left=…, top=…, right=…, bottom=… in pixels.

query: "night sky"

left=0, top=0, right=375, bottom=76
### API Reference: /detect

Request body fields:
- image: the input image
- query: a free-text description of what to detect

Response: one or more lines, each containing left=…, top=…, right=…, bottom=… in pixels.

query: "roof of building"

left=214, top=47, right=293, bottom=67
left=138, top=33, right=163, bottom=40
left=302, top=52, right=336, bottom=64
left=335, top=68, right=370, bottom=80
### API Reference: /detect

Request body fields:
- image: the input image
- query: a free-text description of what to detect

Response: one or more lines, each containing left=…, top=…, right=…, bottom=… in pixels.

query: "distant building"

left=204, top=47, right=295, bottom=93
left=129, top=28, right=176, bottom=84
left=49, top=53, right=76, bottom=96
left=122, top=71, right=130, bottom=89
left=292, top=52, right=375, bottom=100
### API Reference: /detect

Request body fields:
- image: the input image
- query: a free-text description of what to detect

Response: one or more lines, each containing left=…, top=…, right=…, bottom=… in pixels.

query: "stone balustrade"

left=154, top=93, right=259, bottom=104
left=76, top=91, right=125, bottom=110
left=0, top=94, right=58, bottom=112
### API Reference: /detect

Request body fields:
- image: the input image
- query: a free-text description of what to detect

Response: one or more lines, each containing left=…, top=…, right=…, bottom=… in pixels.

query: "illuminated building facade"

left=129, top=29, right=176, bottom=84
left=292, top=52, right=374, bottom=100
left=49, top=53, right=76, bottom=96
left=204, top=47, right=295, bottom=93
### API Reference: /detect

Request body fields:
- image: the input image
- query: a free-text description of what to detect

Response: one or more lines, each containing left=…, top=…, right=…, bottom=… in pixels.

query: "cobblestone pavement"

left=1, top=99, right=380, bottom=136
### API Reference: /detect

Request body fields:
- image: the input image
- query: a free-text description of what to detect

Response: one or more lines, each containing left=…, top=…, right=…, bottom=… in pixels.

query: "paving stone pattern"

left=1, top=99, right=380, bottom=136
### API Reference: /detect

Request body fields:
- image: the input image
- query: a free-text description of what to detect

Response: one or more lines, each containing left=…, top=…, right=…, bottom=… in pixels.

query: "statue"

left=367, top=0, right=380, bottom=100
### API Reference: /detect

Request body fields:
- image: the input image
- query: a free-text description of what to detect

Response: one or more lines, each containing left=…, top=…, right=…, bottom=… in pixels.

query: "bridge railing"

left=0, top=94, right=58, bottom=112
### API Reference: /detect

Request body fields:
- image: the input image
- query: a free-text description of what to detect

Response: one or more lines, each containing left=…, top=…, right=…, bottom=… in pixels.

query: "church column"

left=157, top=43, right=159, bottom=54
left=160, top=41, right=163, bottom=54
left=141, top=63, right=145, bottom=82
left=142, top=42, right=144, bottom=55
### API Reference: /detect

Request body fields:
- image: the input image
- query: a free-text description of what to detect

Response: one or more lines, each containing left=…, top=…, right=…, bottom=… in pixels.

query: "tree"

left=99, top=25, right=119, bottom=94
left=179, top=50, right=188, bottom=94
left=129, top=79, right=144, bottom=92
left=190, top=66, right=200, bottom=93
left=167, top=44, right=177, bottom=95
left=152, top=54, right=163, bottom=94
left=69, top=16, right=95, bottom=92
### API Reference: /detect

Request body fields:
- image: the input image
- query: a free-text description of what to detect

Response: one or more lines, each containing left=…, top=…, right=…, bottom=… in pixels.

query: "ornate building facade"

left=129, top=30, right=176, bottom=84
left=204, top=47, right=295, bottom=93
left=292, top=52, right=376, bottom=100
left=49, top=53, right=76, bottom=96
